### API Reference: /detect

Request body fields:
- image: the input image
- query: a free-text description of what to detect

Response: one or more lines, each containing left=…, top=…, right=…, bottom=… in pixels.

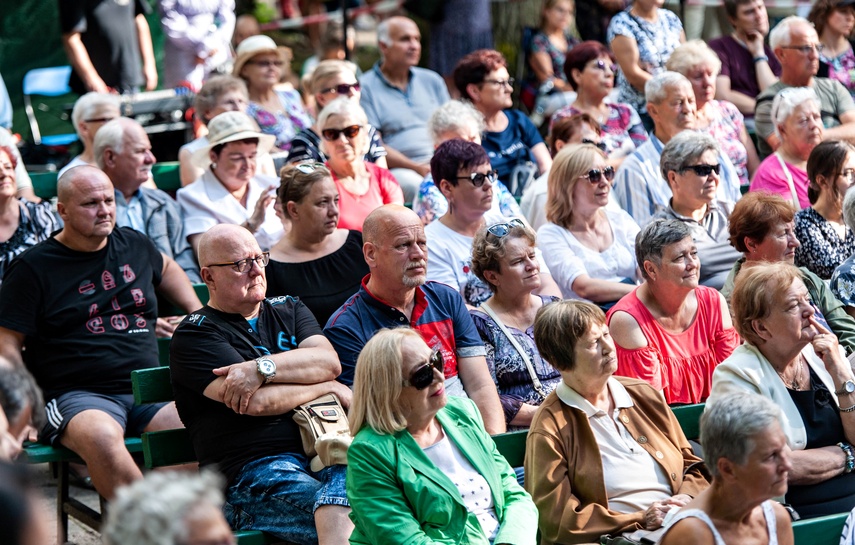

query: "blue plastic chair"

left=23, top=66, right=79, bottom=147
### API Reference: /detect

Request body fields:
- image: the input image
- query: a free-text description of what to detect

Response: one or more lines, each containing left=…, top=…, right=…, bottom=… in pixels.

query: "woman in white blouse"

left=537, top=143, right=641, bottom=308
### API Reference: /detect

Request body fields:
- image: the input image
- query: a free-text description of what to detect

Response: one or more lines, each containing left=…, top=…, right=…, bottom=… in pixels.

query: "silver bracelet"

left=841, top=403, right=855, bottom=413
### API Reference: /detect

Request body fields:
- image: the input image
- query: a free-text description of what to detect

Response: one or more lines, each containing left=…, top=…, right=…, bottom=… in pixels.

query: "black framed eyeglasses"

left=580, top=165, right=615, bottom=184
left=206, top=252, right=270, bottom=273
left=487, top=218, right=525, bottom=238
left=321, top=125, right=362, bottom=141
left=456, top=170, right=498, bottom=187
left=582, top=139, right=608, bottom=152
left=320, top=82, right=360, bottom=95
left=681, top=163, right=721, bottom=177
left=295, top=162, right=325, bottom=174
left=402, top=349, right=444, bottom=390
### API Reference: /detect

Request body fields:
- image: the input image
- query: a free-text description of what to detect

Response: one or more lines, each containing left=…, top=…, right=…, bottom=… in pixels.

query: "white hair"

left=770, top=16, right=812, bottom=50
left=317, top=96, right=368, bottom=129
left=93, top=118, right=129, bottom=168
left=376, top=18, right=391, bottom=46
left=645, top=71, right=692, bottom=105
left=427, top=100, right=485, bottom=145
left=771, top=86, right=820, bottom=139
left=70, top=92, right=121, bottom=136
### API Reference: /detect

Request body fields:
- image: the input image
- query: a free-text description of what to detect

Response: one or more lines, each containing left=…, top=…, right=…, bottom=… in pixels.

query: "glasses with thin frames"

left=456, top=170, right=498, bottom=187
left=487, top=218, right=526, bottom=238
left=681, top=163, right=721, bottom=177
left=321, top=125, right=362, bottom=141
left=580, top=165, right=615, bottom=184
left=781, top=44, right=823, bottom=54
left=84, top=117, right=117, bottom=124
left=582, top=139, right=608, bottom=152
left=206, top=252, right=270, bottom=273
left=402, top=349, right=444, bottom=390
left=320, top=82, right=360, bottom=95
left=483, top=78, right=515, bottom=88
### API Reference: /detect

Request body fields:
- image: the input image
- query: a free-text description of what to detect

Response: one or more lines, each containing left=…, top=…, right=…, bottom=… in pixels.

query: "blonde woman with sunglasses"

left=317, top=98, right=403, bottom=231
left=538, top=143, right=641, bottom=309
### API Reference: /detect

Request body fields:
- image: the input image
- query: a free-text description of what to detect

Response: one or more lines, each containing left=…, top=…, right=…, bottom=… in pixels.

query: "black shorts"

left=40, top=391, right=167, bottom=445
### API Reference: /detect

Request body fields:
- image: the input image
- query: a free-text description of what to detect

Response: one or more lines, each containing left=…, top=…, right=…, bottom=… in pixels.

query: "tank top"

left=664, top=501, right=779, bottom=545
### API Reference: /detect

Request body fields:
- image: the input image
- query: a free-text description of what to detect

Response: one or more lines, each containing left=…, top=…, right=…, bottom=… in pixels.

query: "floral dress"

left=821, top=48, right=855, bottom=100
left=702, top=100, right=749, bottom=187
left=794, top=206, right=855, bottom=280
left=246, top=88, right=313, bottom=151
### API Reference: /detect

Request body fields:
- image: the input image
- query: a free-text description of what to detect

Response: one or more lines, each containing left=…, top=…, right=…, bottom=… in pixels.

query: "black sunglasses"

left=456, top=170, right=498, bottom=187
left=580, top=165, right=615, bottom=184
left=320, top=82, right=361, bottom=95
left=681, top=163, right=721, bottom=177
left=322, top=125, right=362, bottom=141
left=487, top=218, right=525, bottom=238
left=582, top=139, right=608, bottom=152
left=402, top=349, right=444, bottom=390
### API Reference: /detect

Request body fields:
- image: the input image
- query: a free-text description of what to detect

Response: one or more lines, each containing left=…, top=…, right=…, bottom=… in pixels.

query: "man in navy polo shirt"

left=325, top=204, right=505, bottom=434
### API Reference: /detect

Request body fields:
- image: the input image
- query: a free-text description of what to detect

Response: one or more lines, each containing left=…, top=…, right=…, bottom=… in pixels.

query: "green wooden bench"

left=670, top=403, right=704, bottom=441
left=492, top=429, right=528, bottom=468
left=157, top=282, right=210, bottom=320
left=793, top=512, right=848, bottom=545
left=27, top=160, right=182, bottom=201
left=30, top=170, right=58, bottom=200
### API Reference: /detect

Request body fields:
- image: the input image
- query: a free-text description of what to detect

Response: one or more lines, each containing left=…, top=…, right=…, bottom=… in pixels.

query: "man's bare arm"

left=61, top=32, right=110, bottom=93
left=157, top=254, right=203, bottom=314
left=457, top=355, right=506, bottom=435
left=0, top=327, right=25, bottom=369
left=203, top=378, right=351, bottom=417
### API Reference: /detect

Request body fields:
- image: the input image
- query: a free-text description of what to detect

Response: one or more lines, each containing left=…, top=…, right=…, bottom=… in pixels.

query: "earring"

left=211, top=162, right=217, bottom=169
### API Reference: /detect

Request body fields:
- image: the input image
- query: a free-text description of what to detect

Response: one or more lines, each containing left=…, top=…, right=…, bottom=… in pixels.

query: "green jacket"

left=346, top=396, right=538, bottom=545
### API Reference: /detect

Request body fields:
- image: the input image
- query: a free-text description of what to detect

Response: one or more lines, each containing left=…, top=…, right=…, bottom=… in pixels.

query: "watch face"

left=847, top=381, right=855, bottom=393
left=259, top=359, right=275, bottom=375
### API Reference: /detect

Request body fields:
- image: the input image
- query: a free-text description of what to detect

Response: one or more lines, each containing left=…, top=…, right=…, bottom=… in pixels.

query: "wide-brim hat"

left=233, top=34, right=284, bottom=77
left=191, top=111, right=276, bottom=168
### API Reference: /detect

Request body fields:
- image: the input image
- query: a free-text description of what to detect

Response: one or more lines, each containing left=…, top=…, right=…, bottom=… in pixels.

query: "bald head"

left=198, top=224, right=260, bottom=267
left=57, top=165, right=113, bottom=203
left=363, top=204, right=420, bottom=245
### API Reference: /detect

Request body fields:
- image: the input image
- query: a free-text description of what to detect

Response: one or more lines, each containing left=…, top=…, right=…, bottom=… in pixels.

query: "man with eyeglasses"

left=170, top=223, right=353, bottom=544
left=755, top=16, right=855, bottom=158
left=325, top=204, right=506, bottom=435
left=0, top=165, right=202, bottom=502
left=359, top=16, right=450, bottom=202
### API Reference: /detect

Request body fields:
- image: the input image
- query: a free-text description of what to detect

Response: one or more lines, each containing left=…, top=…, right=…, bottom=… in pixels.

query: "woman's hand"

left=810, top=316, right=848, bottom=373
left=247, top=185, right=277, bottom=233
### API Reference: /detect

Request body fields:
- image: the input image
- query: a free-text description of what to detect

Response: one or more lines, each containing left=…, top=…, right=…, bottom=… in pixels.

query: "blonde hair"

left=666, top=40, right=722, bottom=77
left=309, top=59, right=359, bottom=95
left=349, top=328, right=425, bottom=435
left=731, top=262, right=803, bottom=347
left=546, top=143, right=606, bottom=227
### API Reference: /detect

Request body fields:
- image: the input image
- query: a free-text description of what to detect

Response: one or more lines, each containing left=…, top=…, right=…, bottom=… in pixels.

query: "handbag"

left=202, top=309, right=352, bottom=470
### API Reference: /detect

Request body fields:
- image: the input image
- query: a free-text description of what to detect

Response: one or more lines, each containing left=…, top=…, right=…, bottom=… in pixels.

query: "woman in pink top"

left=749, top=87, right=823, bottom=209
left=607, top=219, right=739, bottom=404
left=320, top=98, right=404, bottom=231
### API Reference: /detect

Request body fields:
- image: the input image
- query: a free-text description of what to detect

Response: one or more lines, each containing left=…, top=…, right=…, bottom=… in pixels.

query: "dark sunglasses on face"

left=456, top=170, right=498, bottom=187
left=321, top=125, right=362, bottom=141
left=249, top=59, right=283, bottom=68
left=580, top=165, right=615, bottom=184
left=320, top=82, right=361, bottom=95
left=681, top=163, right=721, bottom=177
left=592, top=60, right=618, bottom=72
left=402, top=349, right=444, bottom=390
left=582, top=139, right=608, bottom=152
left=487, top=218, right=526, bottom=238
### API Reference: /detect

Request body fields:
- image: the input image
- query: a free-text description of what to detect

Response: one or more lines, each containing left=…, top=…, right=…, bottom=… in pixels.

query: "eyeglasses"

left=591, top=60, right=618, bottom=73
left=841, top=168, right=855, bottom=184
left=249, top=59, right=284, bottom=68
left=295, top=162, right=325, bottom=174
left=84, top=117, right=116, bottom=124
left=456, top=170, right=498, bottom=187
left=579, top=165, right=615, bottom=184
left=781, top=44, right=823, bottom=54
left=321, top=125, right=362, bottom=141
left=320, top=82, right=360, bottom=95
left=681, top=163, right=721, bottom=177
left=402, top=349, right=444, bottom=390
left=582, top=139, right=608, bottom=152
left=487, top=218, right=526, bottom=238
left=483, top=78, right=515, bottom=88
left=206, top=252, right=270, bottom=273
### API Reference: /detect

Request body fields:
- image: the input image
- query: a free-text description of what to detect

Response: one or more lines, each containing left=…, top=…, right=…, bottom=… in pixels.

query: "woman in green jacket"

left=346, top=328, right=538, bottom=545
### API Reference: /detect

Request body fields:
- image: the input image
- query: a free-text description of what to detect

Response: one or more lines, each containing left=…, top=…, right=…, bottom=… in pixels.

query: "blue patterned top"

left=412, top=173, right=523, bottom=225
left=469, top=295, right=562, bottom=428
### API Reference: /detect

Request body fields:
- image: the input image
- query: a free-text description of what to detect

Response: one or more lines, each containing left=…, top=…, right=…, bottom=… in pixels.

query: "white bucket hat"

left=191, top=111, right=276, bottom=168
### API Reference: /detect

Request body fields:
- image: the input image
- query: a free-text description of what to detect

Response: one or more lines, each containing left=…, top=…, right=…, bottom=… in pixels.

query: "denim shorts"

left=223, top=453, right=348, bottom=545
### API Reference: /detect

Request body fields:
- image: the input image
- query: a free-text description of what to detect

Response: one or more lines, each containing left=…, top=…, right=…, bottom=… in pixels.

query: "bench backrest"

left=670, top=403, right=704, bottom=442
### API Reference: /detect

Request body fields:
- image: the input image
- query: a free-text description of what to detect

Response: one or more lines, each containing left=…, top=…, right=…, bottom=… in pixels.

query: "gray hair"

left=771, top=86, right=820, bottom=139
left=635, top=219, right=692, bottom=280
left=428, top=100, right=485, bottom=145
left=0, top=368, right=44, bottom=430
left=844, top=187, right=855, bottom=232
left=645, top=71, right=692, bottom=105
left=770, top=16, right=812, bottom=50
left=93, top=118, right=136, bottom=169
left=102, top=471, right=225, bottom=545
left=71, top=92, right=121, bottom=136
left=317, top=96, right=368, bottom=130
left=701, top=391, right=784, bottom=478
left=665, top=40, right=722, bottom=78
left=377, top=18, right=392, bottom=46
left=660, top=131, right=721, bottom=180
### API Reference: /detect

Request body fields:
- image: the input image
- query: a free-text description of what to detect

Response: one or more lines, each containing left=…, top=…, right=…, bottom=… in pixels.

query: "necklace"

left=777, top=355, right=804, bottom=390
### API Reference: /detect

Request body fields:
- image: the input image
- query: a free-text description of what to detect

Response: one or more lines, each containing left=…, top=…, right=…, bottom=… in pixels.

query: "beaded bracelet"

left=838, top=442, right=855, bottom=474
left=841, top=403, right=855, bottom=413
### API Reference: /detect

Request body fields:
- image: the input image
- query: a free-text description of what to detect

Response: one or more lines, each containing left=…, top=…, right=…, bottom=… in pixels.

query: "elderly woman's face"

left=671, top=149, right=720, bottom=210
left=757, top=277, right=817, bottom=347
left=686, top=63, right=716, bottom=105
left=444, top=161, right=494, bottom=217
left=399, top=336, right=447, bottom=419
left=211, top=141, right=258, bottom=187
left=322, top=113, right=366, bottom=164
left=648, top=236, right=699, bottom=288
left=728, top=420, right=791, bottom=501
left=780, top=101, right=823, bottom=156
left=315, top=71, right=361, bottom=109
left=435, top=121, right=482, bottom=147
left=574, top=55, right=616, bottom=96
left=489, top=236, right=541, bottom=295
left=571, top=153, right=612, bottom=211
left=241, top=52, right=283, bottom=89
left=567, top=321, right=616, bottom=385
left=0, top=150, right=15, bottom=199
left=750, top=220, right=800, bottom=264
left=207, top=90, right=248, bottom=122
left=477, top=67, right=514, bottom=111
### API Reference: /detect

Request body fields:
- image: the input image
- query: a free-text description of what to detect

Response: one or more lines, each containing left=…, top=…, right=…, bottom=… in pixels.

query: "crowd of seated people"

left=15, top=0, right=855, bottom=543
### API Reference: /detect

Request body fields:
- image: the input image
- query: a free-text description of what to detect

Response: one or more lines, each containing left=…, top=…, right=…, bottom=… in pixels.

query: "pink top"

left=606, top=286, right=740, bottom=404
left=328, top=162, right=404, bottom=231
left=749, top=154, right=810, bottom=209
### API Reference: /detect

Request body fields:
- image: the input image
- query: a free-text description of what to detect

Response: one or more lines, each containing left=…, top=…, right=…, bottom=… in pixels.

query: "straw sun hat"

left=190, top=111, right=276, bottom=169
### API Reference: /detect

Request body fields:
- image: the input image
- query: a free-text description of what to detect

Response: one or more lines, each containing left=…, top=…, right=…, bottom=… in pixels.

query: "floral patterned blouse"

left=551, top=101, right=648, bottom=157
left=821, top=48, right=855, bottom=99
left=469, top=295, right=562, bottom=429
left=0, top=199, right=61, bottom=285
left=832, top=254, right=855, bottom=307
left=795, top=206, right=855, bottom=280
left=702, top=100, right=749, bottom=187
left=529, top=30, right=580, bottom=84
left=246, top=88, right=313, bottom=151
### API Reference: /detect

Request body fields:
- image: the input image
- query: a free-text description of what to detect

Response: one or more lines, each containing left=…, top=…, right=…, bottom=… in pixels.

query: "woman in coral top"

left=606, top=219, right=739, bottom=404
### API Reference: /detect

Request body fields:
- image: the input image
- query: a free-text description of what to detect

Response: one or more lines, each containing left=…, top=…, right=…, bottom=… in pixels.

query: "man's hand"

left=213, top=361, right=264, bottom=414
left=329, top=381, right=353, bottom=409
left=144, top=64, right=158, bottom=91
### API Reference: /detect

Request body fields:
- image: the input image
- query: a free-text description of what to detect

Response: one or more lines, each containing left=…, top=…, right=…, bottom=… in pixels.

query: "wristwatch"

left=255, top=357, right=276, bottom=384
left=835, top=380, right=855, bottom=396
